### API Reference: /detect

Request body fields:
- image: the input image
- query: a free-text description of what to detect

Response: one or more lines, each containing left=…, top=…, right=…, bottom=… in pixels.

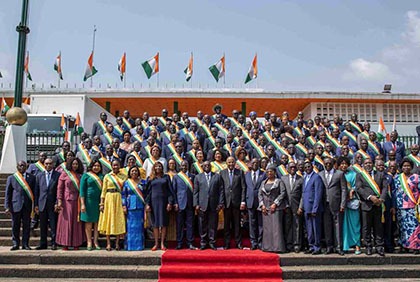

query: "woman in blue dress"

left=393, top=157, right=420, bottom=254
left=145, top=161, right=174, bottom=251
left=338, top=156, right=362, bottom=254
left=122, top=166, right=145, bottom=251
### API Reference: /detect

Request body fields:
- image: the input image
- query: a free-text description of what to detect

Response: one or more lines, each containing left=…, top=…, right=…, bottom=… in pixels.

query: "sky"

left=1, top=0, right=420, bottom=92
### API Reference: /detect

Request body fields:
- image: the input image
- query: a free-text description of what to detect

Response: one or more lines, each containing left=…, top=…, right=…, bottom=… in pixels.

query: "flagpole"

left=90, top=25, right=97, bottom=88
left=157, top=73, right=159, bottom=88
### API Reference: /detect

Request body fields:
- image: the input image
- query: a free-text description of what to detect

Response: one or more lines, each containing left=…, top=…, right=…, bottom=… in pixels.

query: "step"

left=0, top=264, right=159, bottom=279
left=0, top=219, right=12, bottom=228
left=0, top=236, right=40, bottom=247
left=281, top=264, right=420, bottom=280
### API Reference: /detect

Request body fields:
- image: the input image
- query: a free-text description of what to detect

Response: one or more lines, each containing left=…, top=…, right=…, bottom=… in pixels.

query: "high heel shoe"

left=161, top=246, right=167, bottom=251
left=106, top=246, right=112, bottom=251
left=94, top=245, right=101, bottom=250
left=151, top=245, right=158, bottom=251
left=87, top=246, right=92, bottom=251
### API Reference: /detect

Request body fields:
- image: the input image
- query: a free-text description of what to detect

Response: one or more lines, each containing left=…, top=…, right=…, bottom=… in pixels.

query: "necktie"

left=47, top=172, right=51, bottom=186
left=393, top=143, right=396, bottom=151
left=252, top=172, right=257, bottom=186
left=305, top=175, right=310, bottom=186
left=290, top=175, right=295, bottom=190
left=327, top=172, right=331, bottom=186
left=229, top=171, right=233, bottom=185
left=206, top=174, right=211, bottom=186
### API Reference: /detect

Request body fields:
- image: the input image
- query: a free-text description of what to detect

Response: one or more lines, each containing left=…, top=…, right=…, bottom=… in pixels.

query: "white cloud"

left=343, top=58, right=394, bottom=81
left=404, top=10, right=420, bottom=45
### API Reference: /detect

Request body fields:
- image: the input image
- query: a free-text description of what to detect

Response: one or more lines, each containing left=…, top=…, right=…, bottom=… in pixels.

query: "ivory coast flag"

left=184, top=52, right=193, bottom=82
left=245, top=54, right=258, bottom=84
left=118, top=52, right=126, bottom=81
left=1, top=97, right=10, bottom=115
left=209, top=55, right=225, bottom=82
left=142, top=52, right=159, bottom=79
left=83, top=51, right=98, bottom=81
left=25, top=51, right=32, bottom=81
left=75, top=112, right=84, bottom=135
left=54, top=51, right=63, bottom=80
left=377, top=117, right=387, bottom=142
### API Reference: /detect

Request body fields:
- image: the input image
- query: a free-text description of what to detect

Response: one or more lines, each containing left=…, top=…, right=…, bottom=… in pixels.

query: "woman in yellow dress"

left=211, top=149, right=227, bottom=173
left=98, top=160, right=127, bottom=251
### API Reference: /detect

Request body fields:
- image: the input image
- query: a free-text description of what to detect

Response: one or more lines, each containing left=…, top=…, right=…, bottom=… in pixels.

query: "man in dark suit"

left=4, top=161, right=36, bottom=250
left=34, top=158, right=59, bottom=250
left=383, top=131, right=406, bottom=163
left=173, top=160, right=196, bottom=250
left=356, top=158, right=388, bottom=256
left=112, top=138, right=127, bottom=162
left=245, top=158, right=266, bottom=250
left=91, top=112, right=111, bottom=137
left=193, top=161, right=224, bottom=250
left=220, top=156, right=246, bottom=249
left=302, top=160, right=324, bottom=255
left=100, top=145, right=120, bottom=174
left=319, top=157, right=347, bottom=255
left=52, top=141, right=71, bottom=168
left=280, top=161, right=304, bottom=253
left=76, top=138, right=101, bottom=171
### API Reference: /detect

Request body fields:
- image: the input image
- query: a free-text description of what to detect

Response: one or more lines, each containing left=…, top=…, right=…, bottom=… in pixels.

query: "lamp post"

left=14, top=0, right=30, bottom=108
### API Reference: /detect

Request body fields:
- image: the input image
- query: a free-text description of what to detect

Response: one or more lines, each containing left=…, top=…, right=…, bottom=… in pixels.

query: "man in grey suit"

left=245, top=158, right=266, bottom=250
left=280, top=161, right=304, bottom=253
left=76, top=138, right=100, bottom=171
left=4, top=161, right=36, bottom=250
left=193, top=161, right=224, bottom=250
left=319, top=157, right=347, bottom=255
left=34, top=158, right=60, bottom=250
left=220, top=156, right=246, bottom=249
left=357, top=158, right=388, bottom=256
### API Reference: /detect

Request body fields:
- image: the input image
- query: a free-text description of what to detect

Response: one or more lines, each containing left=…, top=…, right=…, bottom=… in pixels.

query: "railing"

left=26, top=133, right=66, bottom=163
left=398, top=135, right=419, bottom=155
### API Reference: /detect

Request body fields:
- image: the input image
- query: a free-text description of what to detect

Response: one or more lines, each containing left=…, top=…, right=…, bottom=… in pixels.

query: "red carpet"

left=158, top=249, right=283, bottom=282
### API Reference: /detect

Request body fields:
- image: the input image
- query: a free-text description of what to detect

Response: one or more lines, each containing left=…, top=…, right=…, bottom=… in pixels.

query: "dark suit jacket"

left=220, top=168, right=246, bottom=209
left=172, top=172, right=195, bottom=210
left=302, top=173, right=324, bottom=214
left=5, top=173, right=36, bottom=213
left=34, top=170, right=60, bottom=212
left=319, top=169, right=348, bottom=212
left=91, top=120, right=111, bottom=137
left=383, top=141, right=406, bottom=163
left=356, top=170, right=388, bottom=211
left=245, top=170, right=267, bottom=209
left=193, top=172, right=224, bottom=212
left=280, top=174, right=304, bottom=213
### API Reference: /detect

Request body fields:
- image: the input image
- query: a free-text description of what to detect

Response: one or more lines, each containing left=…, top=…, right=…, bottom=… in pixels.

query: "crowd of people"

left=4, top=104, right=420, bottom=256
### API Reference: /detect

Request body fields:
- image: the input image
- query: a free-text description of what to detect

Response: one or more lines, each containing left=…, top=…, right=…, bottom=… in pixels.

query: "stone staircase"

left=1, top=173, right=420, bottom=280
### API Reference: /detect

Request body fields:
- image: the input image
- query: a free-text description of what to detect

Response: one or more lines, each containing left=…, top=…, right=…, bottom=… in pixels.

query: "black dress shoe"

left=224, top=245, right=230, bottom=250
left=378, top=249, right=385, bottom=257
left=22, top=246, right=31, bottom=250
left=35, top=246, right=47, bottom=250
left=51, top=245, right=57, bottom=250
left=338, top=250, right=345, bottom=256
left=325, top=247, right=333, bottom=254
left=10, top=246, right=19, bottom=251
left=175, top=244, right=183, bottom=250
left=236, top=244, right=243, bottom=250
left=366, top=248, right=373, bottom=256
left=209, top=244, right=217, bottom=250
left=312, top=249, right=322, bottom=255
left=187, top=244, right=197, bottom=250
left=294, top=246, right=300, bottom=253
left=304, top=249, right=313, bottom=254
left=251, top=245, right=258, bottom=250
left=200, top=245, right=206, bottom=250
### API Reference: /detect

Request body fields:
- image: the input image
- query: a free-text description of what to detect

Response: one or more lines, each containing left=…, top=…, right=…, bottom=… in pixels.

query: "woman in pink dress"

left=56, top=157, right=85, bottom=250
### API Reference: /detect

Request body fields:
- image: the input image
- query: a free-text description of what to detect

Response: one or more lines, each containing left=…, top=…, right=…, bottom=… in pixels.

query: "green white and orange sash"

left=148, top=156, right=157, bottom=166
left=79, top=148, right=92, bottom=164
left=188, top=150, right=198, bottom=162
left=86, top=172, right=103, bottom=192
left=193, top=162, right=203, bottom=174
left=357, top=149, right=370, bottom=160
left=307, top=136, right=317, bottom=147
left=354, top=167, right=380, bottom=197
left=144, top=145, right=152, bottom=158
left=316, top=140, right=326, bottom=148
left=103, top=132, right=113, bottom=144
left=202, top=123, right=213, bottom=138
left=113, top=151, right=120, bottom=159
left=277, top=165, right=288, bottom=176
left=343, top=130, right=357, bottom=144
left=313, top=165, right=319, bottom=173
left=207, top=135, right=216, bottom=147
left=359, top=131, right=369, bottom=141
left=34, top=161, right=46, bottom=173
left=148, top=125, right=160, bottom=139
left=167, top=143, right=183, bottom=165
left=285, top=132, right=295, bottom=142
left=330, top=123, right=339, bottom=130
left=161, top=130, right=171, bottom=142
left=325, top=132, right=340, bottom=148
left=178, top=171, right=193, bottom=192
left=236, top=160, right=249, bottom=172
left=114, top=125, right=124, bottom=136
left=92, top=145, right=103, bottom=156
left=77, top=143, right=85, bottom=152
left=223, top=143, right=232, bottom=156
left=349, top=121, right=362, bottom=134
left=63, top=168, right=80, bottom=192
left=367, top=141, right=380, bottom=156
left=130, top=151, right=144, bottom=167
left=13, top=172, right=34, bottom=218
left=248, top=138, right=267, bottom=158
left=214, top=122, right=229, bottom=137
left=58, top=151, right=65, bottom=162
left=293, top=127, right=303, bottom=136
left=314, top=155, right=324, bottom=167
left=133, top=134, right=143, bottom=143
left=408, top=154, right=420, bottom=166
left=99, top=157, right=112, bottom=171
left=186, top=131, right=197, bottom=142
left=158, top=117, right=167, bottom=126
left=399, top=174, right=418, bottom=205
left=108, top=173, right=123, bottom=192
left=296, top=143, right=308, bottom=155
left=126, top=179, right=145, bottom=204
left=211, top=161, right=225, bottom=173
left=297, top=171, right=303, bottom=177
left=322, top=151, right=333, bottom=158
left=60, top=162, right=66, bottom=171
left=98, top=120, right=107, bottom=134
left=123, top=117, right=133, bottom=129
